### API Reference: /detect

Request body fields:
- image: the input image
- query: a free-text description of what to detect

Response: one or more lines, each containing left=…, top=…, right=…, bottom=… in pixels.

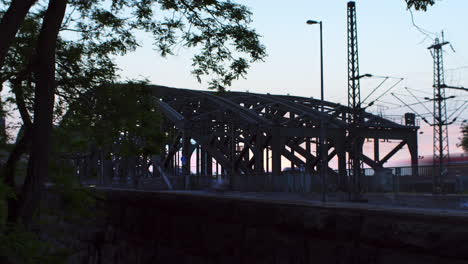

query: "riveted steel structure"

left=150, top=84, right=419, bottom=193
left=428, top=37, right=450, bottom=193
left=347, top=1, right=365, bottom=199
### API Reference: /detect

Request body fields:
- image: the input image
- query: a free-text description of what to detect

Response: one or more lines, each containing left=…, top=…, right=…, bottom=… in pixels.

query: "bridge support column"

left=305, top=137, right=315, bottom=176
left=245, top=144, right=250, bottom=170
left=408, top=133, right=419, bottom=177
left=374, top=137, right=380, bottom=162
left=201, top=148, right=206, bottom=175
left=305, top=138, right=311, bottom=155
left=271, top=128, right=282, bottom=191
left=254, top=133, right=264, bottom=173
left=336, top=138, right=347, bottom=192
left=206, top=152, right=212, bottom=176
left=182, top=135, right=191, bottom=189
left=200, top=147, right=212, bottom=177
left=195, top=146, right=200, bottom=176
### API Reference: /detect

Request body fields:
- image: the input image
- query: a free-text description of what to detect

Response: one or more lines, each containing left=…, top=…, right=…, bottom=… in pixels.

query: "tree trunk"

left=1, top=51, right=34, bottom=223
left=0, top=0, right=37, bottom=145
left=0, top=0, right=38, bottom=70
left=5, top=127, right=31, bottom=223
left=16, top=0, right=67, bottom=227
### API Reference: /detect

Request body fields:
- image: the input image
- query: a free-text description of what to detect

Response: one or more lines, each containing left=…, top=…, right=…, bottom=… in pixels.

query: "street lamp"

left=307, top=19, right=327, bottom=202
left=352, top=73, right=373, bottom=80
left=306, top=20, right=323, bottom=107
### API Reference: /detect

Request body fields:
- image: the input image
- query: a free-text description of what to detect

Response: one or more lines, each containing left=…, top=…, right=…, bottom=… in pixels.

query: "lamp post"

left=307, top=20, right=327, bottom=202
left=306, top=20, right=324, bottom=113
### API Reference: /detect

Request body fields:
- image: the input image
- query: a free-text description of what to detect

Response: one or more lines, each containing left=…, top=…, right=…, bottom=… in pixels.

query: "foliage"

left=0, top=0, right=266, bottom=158
left=0, top=163, right=98, bottom=263
left=0, top=0, right=265, bottom=175
left=0, top=0, right=265, bottom=225
left=460, top=123, right=468, bottom=153
left=0, top=180, right=15, bottom=228
left=405, top=0, right=436, bottom=11
left=1, top=0, right=266, bottom=108
left=0, top=223, right=72, bottom=264
left=63, top=0, right=266, bottom=91
left=47, top=160, right=101, bottom=219
left=55, top=81, right=165, bottom=157
left=1, top=10, right=119, bottom=128
left=0, top=0, right=265, bottom=261
left=1, top=178, right=71, bottom=264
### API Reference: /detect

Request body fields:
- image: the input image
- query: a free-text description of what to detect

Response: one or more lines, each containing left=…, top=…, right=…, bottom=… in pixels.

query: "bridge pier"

left=271, top=128, right=282, bottom=184
left=182, top=134, right=191, bottom=189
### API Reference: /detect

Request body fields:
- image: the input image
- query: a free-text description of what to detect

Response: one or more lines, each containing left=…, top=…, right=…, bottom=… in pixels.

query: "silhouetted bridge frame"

left=150, top=85, right=419, bottom=191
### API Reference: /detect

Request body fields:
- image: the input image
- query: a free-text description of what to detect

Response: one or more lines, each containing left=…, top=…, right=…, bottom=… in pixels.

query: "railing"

left=380, top=115, right=421, bottom=126
left=91, top=163, right=468, bottom=195
left=85, top=163, right=468, bottom=212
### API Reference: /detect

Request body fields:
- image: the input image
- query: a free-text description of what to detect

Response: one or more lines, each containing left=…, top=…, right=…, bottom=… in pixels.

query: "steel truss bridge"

left=150, top=85, right=419, bottom=192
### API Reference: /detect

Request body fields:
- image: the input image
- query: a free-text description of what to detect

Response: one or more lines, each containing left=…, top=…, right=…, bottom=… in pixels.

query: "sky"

left=115, top=0, right=468, bottom=165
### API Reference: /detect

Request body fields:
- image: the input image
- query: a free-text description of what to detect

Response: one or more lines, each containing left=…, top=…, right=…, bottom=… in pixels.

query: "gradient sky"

left=115, top=0, right=468, bottom=164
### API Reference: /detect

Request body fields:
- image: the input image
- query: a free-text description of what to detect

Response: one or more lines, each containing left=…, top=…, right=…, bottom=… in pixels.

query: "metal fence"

left=83, top=163, right=468, bottom=210
left=92, top=163, right=468, bottom=194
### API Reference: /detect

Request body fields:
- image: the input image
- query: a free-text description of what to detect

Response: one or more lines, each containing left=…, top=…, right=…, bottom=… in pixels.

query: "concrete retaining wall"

left=69, top=190, right=468, bottom=264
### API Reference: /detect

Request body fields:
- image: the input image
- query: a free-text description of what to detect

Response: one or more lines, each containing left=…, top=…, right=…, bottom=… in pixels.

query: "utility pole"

left=427, top=35, right=450, bottom=194
left=347, top=1, right=364, bottom=201
left=306, top=19, right=327, bottom=202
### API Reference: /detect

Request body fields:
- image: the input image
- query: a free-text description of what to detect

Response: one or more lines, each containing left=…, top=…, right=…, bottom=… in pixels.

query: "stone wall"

left=68, top=190, right=468, bottom=264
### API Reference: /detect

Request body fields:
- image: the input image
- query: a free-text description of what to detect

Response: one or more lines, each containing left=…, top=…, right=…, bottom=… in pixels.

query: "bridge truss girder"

left=151, top=85, right=419, bottom=192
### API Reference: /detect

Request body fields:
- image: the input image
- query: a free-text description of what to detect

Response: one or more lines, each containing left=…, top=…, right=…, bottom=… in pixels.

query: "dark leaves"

left=57, top=81, right=165, bottom=157
left=406, top=0, right=436, bottom=11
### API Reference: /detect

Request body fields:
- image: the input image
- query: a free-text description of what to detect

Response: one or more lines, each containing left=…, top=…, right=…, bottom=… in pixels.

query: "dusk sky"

left=115, top=0, right=468, bottom=165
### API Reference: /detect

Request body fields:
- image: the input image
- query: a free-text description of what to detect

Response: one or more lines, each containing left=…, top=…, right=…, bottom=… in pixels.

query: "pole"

left=306, top=19, right=327, bottom=202
left=319, top=21, right=328, bottom=202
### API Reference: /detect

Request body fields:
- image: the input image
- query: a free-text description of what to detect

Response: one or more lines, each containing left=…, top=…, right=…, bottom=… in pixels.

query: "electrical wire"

left=448, top=102, right=467, bottom=122
left=405, top=87, right=432, bottom=96
left=405, top=87, right=434, bottom=119
left=367, top=78, right=404, bottom=106
left=391, top=93, right=430, bottom=125
left=374, top=99, right=400, bottom=107
left=362, top=77, right=389, bottom=104
left=384, top=100, right=432, bottom=110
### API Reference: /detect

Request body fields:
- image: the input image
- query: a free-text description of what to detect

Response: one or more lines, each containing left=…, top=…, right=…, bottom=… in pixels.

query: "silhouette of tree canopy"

left=460, top=123, right=468, bottom=153
left=0, top=0, right=266, bottom=261
left=0, top=0, right=265, bottom=237
left=405, top=0, right=436, bottom=11
left=55, top=82, right=165, bottom=158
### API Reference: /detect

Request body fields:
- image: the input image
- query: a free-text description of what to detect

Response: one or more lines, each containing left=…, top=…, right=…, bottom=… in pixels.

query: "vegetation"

left=56, top=82, right=165, bottom=158
left=0, top=0, right=265, bottom=218
left=0, top=0, right=265, bottom=262
left=460, top=123, right=468, bottom=153
left=0, top=0, right=441, bottom=262
left=405, top=0, right=436, bottom=11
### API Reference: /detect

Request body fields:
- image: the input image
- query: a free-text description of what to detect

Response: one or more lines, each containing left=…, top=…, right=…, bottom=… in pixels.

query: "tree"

left=460, top=123, right=468, bottom=153
left=405, top=0, right=436, bottom=11
left=17, top=0, right=68, bottom=227
left=55, top=81, right=165, bottom=161
left=0, top=0, right=266, bottom=227
left=0, top=0, right=38, bottom=72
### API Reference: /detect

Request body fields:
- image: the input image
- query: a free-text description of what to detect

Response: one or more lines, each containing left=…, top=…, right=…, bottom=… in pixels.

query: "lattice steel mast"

left=428, top=37, right=450, bottom=193
left=347, top=1, right=364, bottom=200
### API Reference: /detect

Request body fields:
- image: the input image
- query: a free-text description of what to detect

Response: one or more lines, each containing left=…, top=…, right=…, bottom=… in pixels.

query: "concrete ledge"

left=85, top=188, right=468, bottom=263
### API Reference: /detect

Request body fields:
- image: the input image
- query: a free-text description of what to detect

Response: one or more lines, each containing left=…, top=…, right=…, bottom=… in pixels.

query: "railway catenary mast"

left=347, top=1, right=364, bottom=200
left=428, top=37, right=450, bottom=193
